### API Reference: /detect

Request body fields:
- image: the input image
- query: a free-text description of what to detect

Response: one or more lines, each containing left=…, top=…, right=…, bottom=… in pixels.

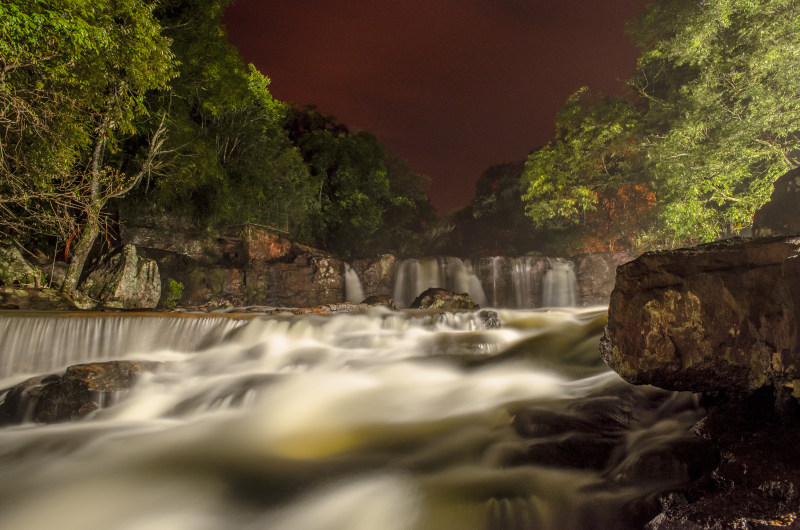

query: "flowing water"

left=343, top=263, right=366, bottom=303
left=0, top=308, right=705, bottom=530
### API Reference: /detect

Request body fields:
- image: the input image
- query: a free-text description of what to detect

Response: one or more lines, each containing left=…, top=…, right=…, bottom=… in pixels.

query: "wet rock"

left=410, top=287, right=480, bottom=311
left=478, top=309, right=501, bottom=329
left=81, top=244, right=161, bottom=309
left=753, top=166, right=800, bottom=237
left=647, top=390, right=800, bottom=529
left=362, top=294, right=396, bottom=309
left=352, top=254, right=397, bottom=298
left=572, top=252, right=633, bottom=306
left=600, top=235, right=800, bottom=393
left=0, top=360, right=161, bottom=424
left=0, top=241, right=41, bottom=287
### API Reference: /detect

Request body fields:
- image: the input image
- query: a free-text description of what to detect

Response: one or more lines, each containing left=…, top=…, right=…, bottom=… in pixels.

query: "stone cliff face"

left=600, top=235, right=800, bottom=394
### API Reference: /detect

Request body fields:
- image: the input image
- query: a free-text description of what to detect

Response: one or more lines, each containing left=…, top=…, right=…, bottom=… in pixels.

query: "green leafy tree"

left=521, top=89, right=642, bottom=234
left=633, top=0, right=800, bottom=243
left=0, top=0, right=177, bottom=291
left=139, top=0, right=315, bottom=239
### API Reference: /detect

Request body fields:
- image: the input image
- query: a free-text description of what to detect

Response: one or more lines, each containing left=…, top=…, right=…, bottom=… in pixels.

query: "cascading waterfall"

left=393, top=257, right=488, bottom=308
left=0, top=313, right=246, bottom=382
left=343, top=263, right=366, bottom=303
left=0, top=308, right=706, bottom=530
left=542, top=258, right=578, bottom=307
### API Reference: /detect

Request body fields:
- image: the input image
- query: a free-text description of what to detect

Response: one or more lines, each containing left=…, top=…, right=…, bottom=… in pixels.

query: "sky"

left=223, top=0, right=650, bottom=212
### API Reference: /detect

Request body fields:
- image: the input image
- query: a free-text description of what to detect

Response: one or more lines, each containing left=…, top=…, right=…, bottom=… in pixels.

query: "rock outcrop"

left=0, top=360, right=160, bottom=424
left=600, top=235, right=800, bottom=394
left=0, top=242, right=41, bottom=287
left=572, top=252, right=633, bottom=306
left=410, top=287, right=480, bottom=311
left=753, top=166, right=800, bottom=237
left=81, top=244, right=161, bottom=309
left=352, top=254, right=396, bottom=299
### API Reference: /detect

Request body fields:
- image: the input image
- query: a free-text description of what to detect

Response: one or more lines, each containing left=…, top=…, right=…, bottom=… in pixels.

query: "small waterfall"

left=542, top=258, right=578, bottom=307
left=0, top=314, right=247, bottom=380
left=343, top=263, right=365, bottom=303
left=392, top=258, right=487, bottom=308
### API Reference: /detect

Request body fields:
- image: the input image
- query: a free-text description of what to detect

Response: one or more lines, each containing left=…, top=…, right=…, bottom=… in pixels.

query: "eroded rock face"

left=81, top=244, right=161, bottom=309
left=410, top=287, right=479, bottom=311
left=352, top=254, right=396, bottom=298
left=0, top=361, right=160, bottom=424
left=753, top=166, right=800, bottom=237
left=572, top=252, right=633, bottom=306
left=600, top=235, right=800, bottom=393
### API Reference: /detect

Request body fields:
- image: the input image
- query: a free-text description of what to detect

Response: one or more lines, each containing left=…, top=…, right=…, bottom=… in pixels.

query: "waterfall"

left=343, top=263, right=365, bottom=303
left=0, top=313, right=246, bottom=380
left=392, top=257, right=487, bottom=308
left=542, top=258, right=578, bottom=307
left=0, top=308, right=706, bottom=529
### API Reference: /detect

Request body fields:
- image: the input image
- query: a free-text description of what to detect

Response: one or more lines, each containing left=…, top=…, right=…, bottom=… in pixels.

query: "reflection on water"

left=0, top=308, right=705, bottom=530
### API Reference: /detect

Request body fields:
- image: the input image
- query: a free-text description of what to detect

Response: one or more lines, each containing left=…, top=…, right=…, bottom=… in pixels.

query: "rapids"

left=0, top=308, right=705, bottom=530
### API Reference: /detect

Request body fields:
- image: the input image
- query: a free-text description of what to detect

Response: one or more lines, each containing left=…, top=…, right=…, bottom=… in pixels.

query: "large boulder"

left=572, top=252, right=634, bottom=306
left=753, top=166, right=800, bottom=237
left=410, top=287, right=480, bottom=311
left=81, top=244, right=161, bottom=309
left=600, top=235, right=800, bottom=394
left=352, top=254, right=396, bottom=298
left=0, top=360, right=160, bottom=424
left=0, top=242, right=41, bottom=287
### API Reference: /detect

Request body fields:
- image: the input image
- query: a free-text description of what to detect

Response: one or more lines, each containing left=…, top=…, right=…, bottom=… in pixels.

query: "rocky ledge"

left=600, top=234, right=800, bottom=527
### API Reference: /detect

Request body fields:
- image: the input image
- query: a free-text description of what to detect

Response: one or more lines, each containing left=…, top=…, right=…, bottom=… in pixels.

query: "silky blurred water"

left=0, top=308, right=705, bottom=530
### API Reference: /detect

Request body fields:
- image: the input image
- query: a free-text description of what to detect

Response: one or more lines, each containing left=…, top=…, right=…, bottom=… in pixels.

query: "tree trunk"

left=61, top=204, right=101, bottom=293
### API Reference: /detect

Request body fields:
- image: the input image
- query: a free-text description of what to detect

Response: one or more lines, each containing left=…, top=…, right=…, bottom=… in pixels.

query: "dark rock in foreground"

left=647, top=390, right=800, bottom=529
left=0, top=360, right=160, bottom=424
left=410, top=287, right=480, bottom=311
left=600, top=235, right=800, bottom=394
left=753, top=166, right=800, bottom=237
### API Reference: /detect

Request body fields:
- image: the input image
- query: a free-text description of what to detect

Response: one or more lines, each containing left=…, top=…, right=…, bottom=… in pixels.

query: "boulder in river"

left=0, top=360, right=161, bottom=424
left=410, top=287, right=480, bottom=311
left=600, top=235, right=800, bottom=394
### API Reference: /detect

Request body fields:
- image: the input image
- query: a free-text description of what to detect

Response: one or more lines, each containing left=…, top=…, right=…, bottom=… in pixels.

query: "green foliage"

left=521, top=90, right=642, bottom=230
left=632, top=0, right=800, bottom=243
left=0, top=0, right=176, bottom=241
left=520, top=0, right=800, bottom=249
left=162, top=278, right=184, bottom=309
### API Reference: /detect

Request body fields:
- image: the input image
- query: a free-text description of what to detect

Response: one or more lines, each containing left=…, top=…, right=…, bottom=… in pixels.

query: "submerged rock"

left=0, top=360, right=160, bottom=424
left=600, top=235, right=800, bottom=394
left=410, top=287, right=480, bottom=311
left=81, top=244, right=161, bottom=309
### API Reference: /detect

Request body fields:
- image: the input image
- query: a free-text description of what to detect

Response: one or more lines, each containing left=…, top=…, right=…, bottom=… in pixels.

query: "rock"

left=478, top=309, right=501, bottom=329
left=81, top=244, right=161, bottom=309
left=600, top=235, right=800, bottom=394
left=572, top=252, right=634, bottom=306
left=647, top=390, right=800, bottom=529
left=362, top=294, right=396, bottom=309
left=0, top=241, right=41, bottom=287
left=352, top=254, right=397, bottom=298
left=0, top=286, right=96, bottom=310
left=410, top=287, right=479, bottom=311
left=753, top=167, right=800, bottom=237
left=0, top=360, right=160, bottom=424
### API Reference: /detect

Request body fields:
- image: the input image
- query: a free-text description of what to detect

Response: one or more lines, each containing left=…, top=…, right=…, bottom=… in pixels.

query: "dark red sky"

left=223, top=0, right=650, bottom=212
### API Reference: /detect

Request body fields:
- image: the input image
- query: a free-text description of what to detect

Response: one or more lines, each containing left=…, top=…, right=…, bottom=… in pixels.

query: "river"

left=0, top=307, right=705, bottom=529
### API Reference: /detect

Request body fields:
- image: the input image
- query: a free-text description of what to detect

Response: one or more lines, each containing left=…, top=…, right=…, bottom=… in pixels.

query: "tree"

left=633, top=0, right=800, bottom=242
left=520, top=89, right=645, bottom=250
left=0, top=0, right=177, bottom=291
